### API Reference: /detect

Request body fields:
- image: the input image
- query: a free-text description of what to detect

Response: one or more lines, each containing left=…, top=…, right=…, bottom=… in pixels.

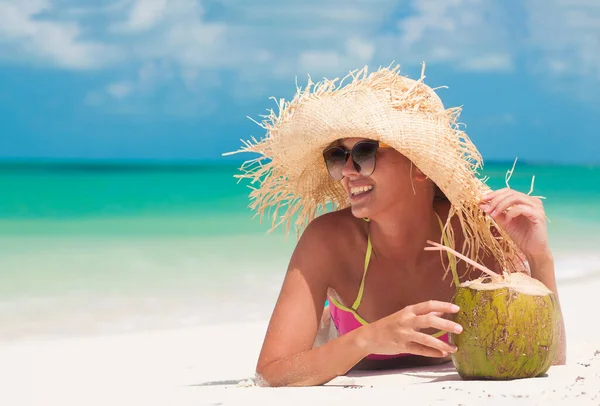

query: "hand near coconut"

left=363, top=300, right=462, bottom=357
left=479, top=188, right=551, bottom=261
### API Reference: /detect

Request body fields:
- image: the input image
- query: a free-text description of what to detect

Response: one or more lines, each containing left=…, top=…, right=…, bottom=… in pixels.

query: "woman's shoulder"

left=302, top=208, right=366, bottom=243
left=292, top=208, right=366, bottom=268
left=297, top=209, right=367, bottom=288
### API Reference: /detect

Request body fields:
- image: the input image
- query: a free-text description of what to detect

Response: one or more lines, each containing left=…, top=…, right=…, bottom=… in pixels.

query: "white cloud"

left=299, top=51, right=342, bottom=73
left=137, top=61, right=174, bottom=90
left=292, top=37, right=376, bottom=79
left=109, top=0, right=228, bottom=71
left=345, top=37, right=375, bottom=62
left=460, top=53, right=513, bottom=72
left=518, top=0, right=600, bottom=106
left=377, top=0, right=514, bottom=72
left=122, top=0, right=166, bottom=32
left=2, top=0, right=600, bottom=112
left=64, top=1, right=131, bottom=17
left=0, top=0, right=120, bottom=69
left=223, top=0, right=396, bottom=25
left=0, top=0, right=397, bottom=103
left=106, top=81, right=134, bottom=99
left=524, top=0, right=600, bottom=84
left=80, top=0, right=397, bottom=109
left=218, top=0, right=397, bottom=77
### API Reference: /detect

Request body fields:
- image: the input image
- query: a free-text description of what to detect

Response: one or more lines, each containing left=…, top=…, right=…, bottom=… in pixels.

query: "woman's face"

left=331, top=137, right=427, bottom=219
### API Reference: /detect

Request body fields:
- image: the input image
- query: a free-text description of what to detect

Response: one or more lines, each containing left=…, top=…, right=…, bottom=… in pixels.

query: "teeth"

left=350, top=185, right=373, bottom=196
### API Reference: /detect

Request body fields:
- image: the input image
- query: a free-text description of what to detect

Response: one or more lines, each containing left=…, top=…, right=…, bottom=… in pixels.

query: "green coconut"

left=450, top=273, right=560, bottom=379
left=426, top=241, right=561, bottom=380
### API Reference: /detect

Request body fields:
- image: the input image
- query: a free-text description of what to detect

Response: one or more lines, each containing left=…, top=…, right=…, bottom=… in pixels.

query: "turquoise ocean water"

left=1, top=162, right=599, bottom=341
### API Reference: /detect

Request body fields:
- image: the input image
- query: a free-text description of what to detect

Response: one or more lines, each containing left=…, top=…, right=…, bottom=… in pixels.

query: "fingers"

left=503, top=205, right=539, bottom=223
left=404, top=341, right=448, bottom=358
left=482, top=192, right=536, bottom=218
left=480, top=188, right=546, bottom=227
left=409, top=300, right=460, bottom=316
left=413, top=313, right=463, bottom=334
left=409, top=332, right=458, bottom=356
left=480, top=187, right=512, bottom=204
left=481, top=189, right=543, bottom=212
left=377, top=304, right=463, bottom=359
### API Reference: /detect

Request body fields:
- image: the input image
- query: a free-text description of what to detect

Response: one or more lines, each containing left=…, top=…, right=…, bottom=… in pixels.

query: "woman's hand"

left=479, top=188, right=566, bottom=366
left=363, top=300, right=462, bottom=357
left=479, top=188, right=552, bottom=261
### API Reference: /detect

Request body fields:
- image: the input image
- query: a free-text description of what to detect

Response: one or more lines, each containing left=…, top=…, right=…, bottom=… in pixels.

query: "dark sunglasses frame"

left=322, top=140, right=391, bottom=181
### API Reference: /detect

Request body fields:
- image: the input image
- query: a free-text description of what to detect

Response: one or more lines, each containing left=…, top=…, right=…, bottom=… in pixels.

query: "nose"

left=341, top=154, right=359, bottom=178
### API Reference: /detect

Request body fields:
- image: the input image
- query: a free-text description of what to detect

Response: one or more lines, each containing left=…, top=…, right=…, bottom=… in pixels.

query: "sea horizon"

left=1, top=159, right=598, bottom=341
left=1, top=152, right=600, bottom=169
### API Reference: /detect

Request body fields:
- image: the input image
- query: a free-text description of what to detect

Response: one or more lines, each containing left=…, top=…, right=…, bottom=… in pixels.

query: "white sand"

left=2, top=274, right=600, bottom=406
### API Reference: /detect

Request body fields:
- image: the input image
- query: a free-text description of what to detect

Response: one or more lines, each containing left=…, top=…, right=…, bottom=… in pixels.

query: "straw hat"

left=225, top=63, right=523, bottom=275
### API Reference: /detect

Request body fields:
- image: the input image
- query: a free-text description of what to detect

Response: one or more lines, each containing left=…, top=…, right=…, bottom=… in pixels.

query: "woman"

left=226, top=64, right=566, bottom=387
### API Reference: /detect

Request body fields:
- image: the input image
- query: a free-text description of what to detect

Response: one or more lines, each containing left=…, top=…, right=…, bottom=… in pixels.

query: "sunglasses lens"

left=352, top=142, right=378, bottom=176
left=323, top=147, right=347, bottom=180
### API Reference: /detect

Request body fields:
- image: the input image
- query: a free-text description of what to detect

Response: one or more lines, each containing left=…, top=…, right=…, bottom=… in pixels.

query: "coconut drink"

left=425, top=240, right=561, bottom=380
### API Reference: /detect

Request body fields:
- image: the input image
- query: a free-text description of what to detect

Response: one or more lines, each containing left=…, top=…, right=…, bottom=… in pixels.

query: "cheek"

left=373, top=159, right=411, bottom=193
left=342, top=177, right=350, bottom=190
left=374, top=155, right=404, bottom=180
left=372, top=170, right=399, bottom=196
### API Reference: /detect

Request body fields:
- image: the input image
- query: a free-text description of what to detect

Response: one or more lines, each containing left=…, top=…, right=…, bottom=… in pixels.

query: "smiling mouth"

left=350, top=185, right=374, bottom=197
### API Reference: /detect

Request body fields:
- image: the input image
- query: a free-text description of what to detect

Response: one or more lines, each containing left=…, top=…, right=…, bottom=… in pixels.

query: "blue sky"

left=0, top=0, right=599, bottom=164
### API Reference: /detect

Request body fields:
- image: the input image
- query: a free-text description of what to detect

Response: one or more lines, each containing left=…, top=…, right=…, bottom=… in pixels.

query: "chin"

left=347, top=190, right=379, bottom=219
left=349, top=204, right=371, bottom=220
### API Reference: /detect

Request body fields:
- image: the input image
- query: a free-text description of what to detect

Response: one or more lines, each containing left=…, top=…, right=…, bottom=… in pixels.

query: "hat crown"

left=225, top=63, right=523, bottom=276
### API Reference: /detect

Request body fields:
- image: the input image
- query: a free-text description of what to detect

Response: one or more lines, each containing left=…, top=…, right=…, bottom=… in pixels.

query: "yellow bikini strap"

left=350, top=213, right=453, bottom=338
left=352, top=230, right=372, bottom=310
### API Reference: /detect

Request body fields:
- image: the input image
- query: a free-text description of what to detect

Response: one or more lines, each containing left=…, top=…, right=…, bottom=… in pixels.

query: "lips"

left=349, top=184, right=374, bottom=197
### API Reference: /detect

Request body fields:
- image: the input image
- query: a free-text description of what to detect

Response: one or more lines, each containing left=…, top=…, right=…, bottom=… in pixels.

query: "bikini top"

left=327, top=212, right=453, bottom=360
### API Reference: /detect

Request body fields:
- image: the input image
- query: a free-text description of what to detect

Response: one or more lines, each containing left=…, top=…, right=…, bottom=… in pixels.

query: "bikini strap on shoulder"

left=352, top=230, right=372, bottom=310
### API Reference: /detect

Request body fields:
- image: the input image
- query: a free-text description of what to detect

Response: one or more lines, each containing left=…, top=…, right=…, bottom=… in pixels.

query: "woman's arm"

left=254, top=215, right=370, bottom=387
left=255, top=214, right=461, bottom=387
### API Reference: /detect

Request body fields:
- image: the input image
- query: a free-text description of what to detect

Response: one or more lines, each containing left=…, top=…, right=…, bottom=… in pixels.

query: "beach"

left=3, top=0, right=600, bottom=402
left=2, top=271, right=599, bottom=406
left=1, top=163, right=599, bottom=405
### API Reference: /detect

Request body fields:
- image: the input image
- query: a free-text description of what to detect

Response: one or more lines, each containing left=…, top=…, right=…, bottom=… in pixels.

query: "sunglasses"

left=322, top=140, right=391, bottom=181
